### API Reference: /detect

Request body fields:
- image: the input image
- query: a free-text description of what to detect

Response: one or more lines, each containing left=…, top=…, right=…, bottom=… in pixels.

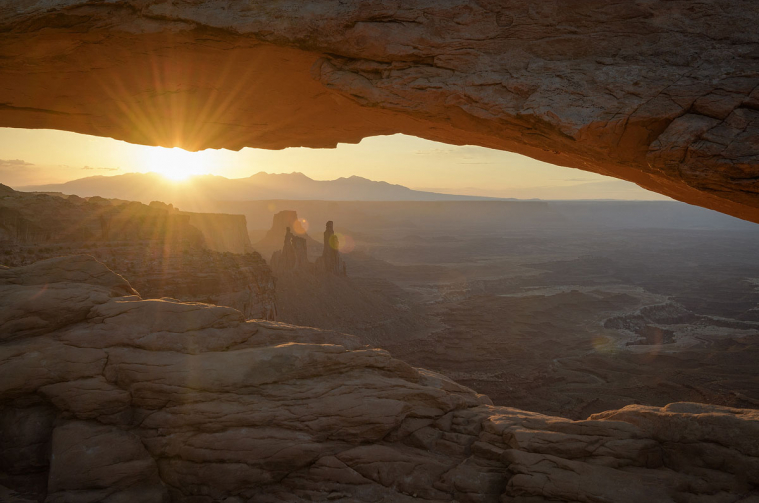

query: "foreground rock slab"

left=0, top=255, right=757, bottom=502
left=1, top=1, right=758, bottom=221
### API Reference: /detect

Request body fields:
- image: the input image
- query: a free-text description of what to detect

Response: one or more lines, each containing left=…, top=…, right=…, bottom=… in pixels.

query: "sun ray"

left=138, top=146, right=212, bottom=181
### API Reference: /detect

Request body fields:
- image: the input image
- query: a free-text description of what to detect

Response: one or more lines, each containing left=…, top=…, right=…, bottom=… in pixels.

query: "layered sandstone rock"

left=111, top=247, right=278, bottom=321
left=0, top=2, right=758, bottom=221
left=270, top=226, right=311, bottom=273
left=0, top=185, right=254, bottom=254
left=184, top=212, right=253, bottom=254
left=314, top=221, right=346, bottom=276
left=0, top=255, right=757, bottom=502
left=1, top=187, right=277, bottom=319
left=0, top=185, right=204, bottom=247
left=2, top=244, right=277, bottom=321
left=271, top=219, right=346, bottom=276
left=149, top=200, right=255, bottom=254
left=255, top=211, right=321, bottom=262
left=262, top=213, right=423, bottom=343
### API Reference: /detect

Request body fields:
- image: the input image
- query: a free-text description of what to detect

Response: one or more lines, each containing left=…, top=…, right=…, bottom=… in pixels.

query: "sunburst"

left=139, top=146, right=212, bottom=181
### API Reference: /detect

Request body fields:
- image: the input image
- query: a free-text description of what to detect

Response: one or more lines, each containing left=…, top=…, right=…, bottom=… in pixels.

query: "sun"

left=139, top=146, right=212, bottom=181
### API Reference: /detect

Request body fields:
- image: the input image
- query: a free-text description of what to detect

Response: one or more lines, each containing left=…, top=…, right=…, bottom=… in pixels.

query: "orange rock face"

left=0, top=1, right=757, bottom=221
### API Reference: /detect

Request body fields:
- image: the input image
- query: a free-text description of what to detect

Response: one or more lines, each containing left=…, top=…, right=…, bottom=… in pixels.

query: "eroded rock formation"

left=315, top=221, right=346, bottom=276
left=0, top=185, right=255, bottom=254
left=184, top=212, right=253, bottom=255
left=271, top=226, right=310, bottom=273
left=255, top=211, right=321, bottom=261
left=115, top=247, right=277, bottom=321
left=267, top=215, right=346, bottom=276
left=1, top=187, right=277, bottom=320
left=262, top=212, right=424, bottom=343
left=1, top=2, right=758, bottom=221
left=0, top=185, right=204, bottom=247
left=0, top=255, right=757, bottom=502
left=148, top=201, right=255, bottom=254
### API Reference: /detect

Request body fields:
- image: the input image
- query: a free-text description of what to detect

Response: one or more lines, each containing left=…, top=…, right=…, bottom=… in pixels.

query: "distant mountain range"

left=20, top=172, right=504, bottom=205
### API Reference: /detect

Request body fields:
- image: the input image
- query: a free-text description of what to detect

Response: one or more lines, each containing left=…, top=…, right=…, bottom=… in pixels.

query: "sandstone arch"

left=1, top=1, right=757, bottom=221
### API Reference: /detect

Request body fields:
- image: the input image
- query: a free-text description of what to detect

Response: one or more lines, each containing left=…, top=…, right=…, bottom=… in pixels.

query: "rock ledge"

left=0, top=255, right=757, bottom=502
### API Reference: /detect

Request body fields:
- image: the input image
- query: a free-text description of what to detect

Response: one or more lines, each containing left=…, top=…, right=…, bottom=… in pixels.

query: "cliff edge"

left=0, top=256, right=757, bottom=502
left=184, top=211, right=253, bottom=254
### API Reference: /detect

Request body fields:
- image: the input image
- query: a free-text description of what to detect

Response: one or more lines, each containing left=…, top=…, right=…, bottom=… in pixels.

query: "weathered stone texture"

left=1, top=186, right=278, bottom=320
left=0, top=255, right=757, bottom=502
left=0, top=1, right=758, bottom=220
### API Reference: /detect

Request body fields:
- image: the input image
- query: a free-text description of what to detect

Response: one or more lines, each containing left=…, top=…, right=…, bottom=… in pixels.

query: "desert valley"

left=2, top=175, right=759, bottom=502
left=5, top=180, right=759, bottom=421
left=2, top=1, right=759, bottom=502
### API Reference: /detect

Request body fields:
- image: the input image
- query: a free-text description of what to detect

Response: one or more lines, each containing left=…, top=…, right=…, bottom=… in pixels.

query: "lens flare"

left=336, top=233, right=355, bottom=253
left=328, top=234, right=340, bottom=250
left=293, top=218, right=309, bottom=234
left=591, top=336, right=614, bottom=354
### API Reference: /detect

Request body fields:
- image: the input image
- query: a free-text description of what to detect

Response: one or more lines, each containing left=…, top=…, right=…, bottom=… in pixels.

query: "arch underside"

left=0, top=1, right=757, bottom=221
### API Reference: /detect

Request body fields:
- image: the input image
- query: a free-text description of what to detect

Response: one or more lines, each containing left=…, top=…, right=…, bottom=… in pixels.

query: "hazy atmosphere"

left=1, top=127, right=669, bottom=200
left=2, top=2, right=758, bottom=502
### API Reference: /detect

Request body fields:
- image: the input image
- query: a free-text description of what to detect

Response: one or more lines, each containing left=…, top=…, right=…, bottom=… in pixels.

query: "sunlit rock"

left=0, top=186, right=278, bottom=320
left=0, top=1, right=757, bottom=221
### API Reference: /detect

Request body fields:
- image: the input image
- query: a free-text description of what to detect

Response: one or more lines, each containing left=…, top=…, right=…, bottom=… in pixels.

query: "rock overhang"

left=1, top=0, right=757, bottom=221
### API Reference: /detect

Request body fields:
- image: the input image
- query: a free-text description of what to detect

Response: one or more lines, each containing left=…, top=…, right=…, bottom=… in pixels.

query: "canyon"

left=1, top=255, right=758, bottom=502
left=259, top=210, right=423, bottom=342
left=0, top=185, right=252, bottom=254
left=248, top=199, right=759, bottom=419
left=0, top=186, right=277, bottom=320
left=2, top=1, right=759, bottom=500
left=2, top=191, right=759, bottom=500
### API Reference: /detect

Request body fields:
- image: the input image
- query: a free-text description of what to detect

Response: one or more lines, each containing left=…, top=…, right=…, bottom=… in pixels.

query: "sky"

left=0, top=127, right=670, bottom=200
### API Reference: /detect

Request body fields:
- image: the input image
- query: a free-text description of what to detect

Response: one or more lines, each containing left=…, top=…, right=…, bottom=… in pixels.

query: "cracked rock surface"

left=0, top=255, right=757, bottom=502
left=0, top=1, right=758, bottom=221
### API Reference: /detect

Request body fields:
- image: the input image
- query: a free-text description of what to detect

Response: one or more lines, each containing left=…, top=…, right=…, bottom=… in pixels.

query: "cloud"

left=0, top=159, right=34, bottom=167
left=0, top=163, right=43, bottom=187
left=414, top=148, right=458, bottom=155
left=457, top=161, right=494, bottom=165
left=82, top=165, right=119, bottom=171
left=0, top=159, right=39, bottom=187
